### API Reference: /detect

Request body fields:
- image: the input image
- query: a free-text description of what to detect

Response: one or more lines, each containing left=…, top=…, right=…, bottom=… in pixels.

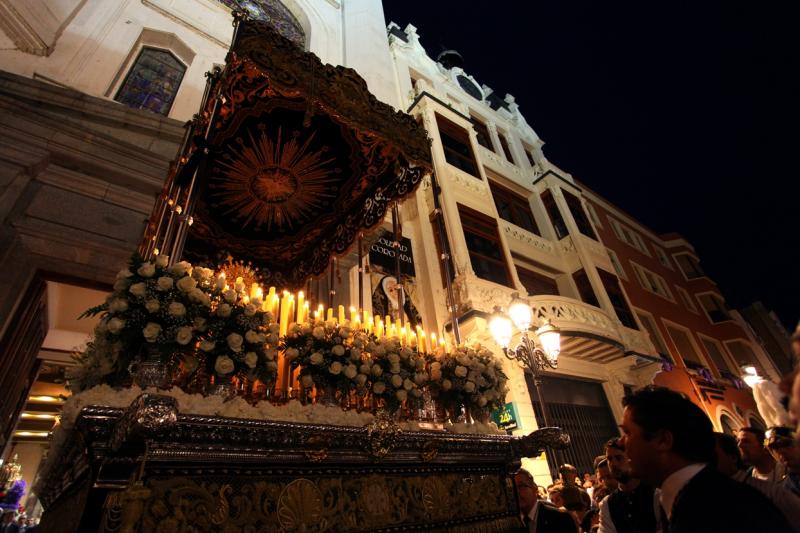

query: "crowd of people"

left=0, top=512, right=36, bottom=533
left=514, top=387, right=800, bottom=532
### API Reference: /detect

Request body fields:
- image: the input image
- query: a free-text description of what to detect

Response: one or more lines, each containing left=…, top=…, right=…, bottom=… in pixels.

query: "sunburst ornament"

left=210, top=126, right=339, bottom=232
left=217, top=255, right=261, bottom=289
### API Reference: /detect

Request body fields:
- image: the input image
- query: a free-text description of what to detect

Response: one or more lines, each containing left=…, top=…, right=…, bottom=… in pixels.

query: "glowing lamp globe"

left=536, top=320, right=561, bottom=365
left=489, top=308, right=513, bottom=349
left=508, top=294, right=532, bottom=332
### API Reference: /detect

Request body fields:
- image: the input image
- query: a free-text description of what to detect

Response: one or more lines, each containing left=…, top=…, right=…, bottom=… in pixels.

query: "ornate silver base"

left=37, top=394, right=570, bottom=532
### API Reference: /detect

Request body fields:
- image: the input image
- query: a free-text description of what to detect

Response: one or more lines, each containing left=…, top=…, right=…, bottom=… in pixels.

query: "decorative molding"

left=447, top=171, right=490, bottom=198
left=0, top=0, right=49, bottom=55
left=501, top=221, right=555, bottom=254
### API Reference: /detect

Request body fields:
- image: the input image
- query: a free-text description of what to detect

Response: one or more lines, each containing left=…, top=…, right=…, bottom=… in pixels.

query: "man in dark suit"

left=619, top=386, right=792, bottom=533
left=514, top=469, right=578, bottom=533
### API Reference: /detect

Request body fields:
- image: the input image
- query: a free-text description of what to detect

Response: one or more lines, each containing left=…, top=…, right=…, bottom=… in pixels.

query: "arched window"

left=217, top=0, right=305, bottom=47
left=720, top=414, right=738, bottom=436
left=114, top=47, right=186, bottom=116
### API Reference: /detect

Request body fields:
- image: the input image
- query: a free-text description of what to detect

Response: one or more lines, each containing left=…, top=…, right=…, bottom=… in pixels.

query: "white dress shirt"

left=658, top=463, right=706, bottom=519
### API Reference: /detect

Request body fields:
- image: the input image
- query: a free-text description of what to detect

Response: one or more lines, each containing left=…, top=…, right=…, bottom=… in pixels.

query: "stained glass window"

left=115, top=47, right=186, bottom=116
left=217, top=0, right=305, bottom=47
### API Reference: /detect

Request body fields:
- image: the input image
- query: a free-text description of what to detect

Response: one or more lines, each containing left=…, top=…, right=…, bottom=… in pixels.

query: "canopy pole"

left=392, top=203, right=405, bottom=328
left=429, top=173, right=461, bottom=344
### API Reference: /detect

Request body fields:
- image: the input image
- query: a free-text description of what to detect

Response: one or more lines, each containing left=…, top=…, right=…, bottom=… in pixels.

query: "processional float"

left=36, top=12, right=569, bottom=532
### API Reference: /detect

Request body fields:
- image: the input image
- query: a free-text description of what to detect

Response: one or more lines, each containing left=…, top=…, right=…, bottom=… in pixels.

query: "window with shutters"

left=699, top=335, right=736, bottom=374
left=610, top=218, right=650, bottom=255
left=488, top=181, right=539, bottom=235
left=572, top=268, right=600, bottom=307
left=516, top=265, right=559, bottom=296
left=497, top=131, right=515, bottom=163
left=665, top=323, right=704, bottom=366
left=636, top=312, right=671, bottom=360
left=470, top=115, right=494, bottom=151
left=676, top=286, right=699, bottom=313
left=598, top=269, right=638, bottom=329
left=674, top=253, right=705, bottom=280
left=654, top=245, right=673, bottom=270
left=562, top=190, right=597, bottom=239
left=606, top=249, right=627, bottom=280
left=724, top=340, right=759, bottom=368
left=435, top=114, right=479, bottom=177
left=697, top=293, right=731, bottom=323
left=631, top=262, right=674, bottom=301
left=458, top=204, right=512, bottom=287
left=541, top=190, right=569, bottom=239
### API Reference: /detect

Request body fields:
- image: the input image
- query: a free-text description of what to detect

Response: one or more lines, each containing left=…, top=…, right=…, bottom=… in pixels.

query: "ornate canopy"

left=145, top=13, right=432, bottom=288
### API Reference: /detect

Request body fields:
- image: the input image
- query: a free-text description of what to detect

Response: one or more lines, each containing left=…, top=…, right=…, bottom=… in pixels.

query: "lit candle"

left=430, top=333, right=438, bottom=351
left=349, top=306, right=357, bottom=325
left=366, top=315, right=374, bottom=335
left=375, top=315, right=384, bottom=338
left=317, top=304, right=324, bottom=322
left=297, top=291, right=305, bottom=323
left=279, top=291, right=290, bottom=337
left=408, top=327, right=415, bottom=347
left=254, top=287, right=264, bottom=307
left=288, top=294, right=295, bottom=324
left=338, top=305, right=346, bottom=324
left=385, top=315, right=392, bottom=334
left=250, top=282, right=259, bottom=300
left=354, top=314, right=361, bottom=329
left=271, top=295, right=280, bottom=317
left=302, top=302, right=309, bottom=324
left=327, top=307, right=334, bottom=321
left=399, top=326, right=406, bottom=345
left=418, top=330, right=427, bottom=354
left=363, top=310, right=370, bottom=327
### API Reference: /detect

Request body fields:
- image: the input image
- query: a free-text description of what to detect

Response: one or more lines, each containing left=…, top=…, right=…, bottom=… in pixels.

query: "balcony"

left=452, top=275, right=656, bottom=363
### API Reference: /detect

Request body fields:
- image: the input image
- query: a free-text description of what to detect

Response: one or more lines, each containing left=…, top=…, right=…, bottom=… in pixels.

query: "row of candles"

left=229, top=277, right=449, bottom=355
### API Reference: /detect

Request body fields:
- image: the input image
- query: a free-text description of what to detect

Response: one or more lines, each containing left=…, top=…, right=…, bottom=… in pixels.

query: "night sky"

left=383, top=1, right=800, bottom=330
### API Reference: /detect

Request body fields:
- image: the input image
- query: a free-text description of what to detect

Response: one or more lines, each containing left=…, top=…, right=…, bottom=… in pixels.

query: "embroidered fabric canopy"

left=146, top=13, right=432, bottom=288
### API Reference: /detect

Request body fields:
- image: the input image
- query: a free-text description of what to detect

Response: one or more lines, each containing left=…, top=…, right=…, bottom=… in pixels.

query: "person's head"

left=714, top=432, right=745, bottom=476
left=559, top=464, right=578, bottom=486
left=766, top=426, right=800, bottom=471
left=737, top=427, right=769, bottom=465
left=620, top=386, right=715, bottom=486
left=514, top=469, right=538, bottom=515
left=583, top=472, right=591, bottom=481
left=547, top=484, right=564, bottom=507
left=16, top=516, right=24, bottom=525
left=594, top=456, right=619, bottom=492
left=1, top=512, right=12, bottom=524
left=605, top=437, right=632, bottom=484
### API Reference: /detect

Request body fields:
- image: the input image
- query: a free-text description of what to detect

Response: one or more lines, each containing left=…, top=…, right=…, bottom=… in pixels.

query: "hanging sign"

left=491, top=402, right=519, bottom=431
left=369, top=230, right=415, bottom=277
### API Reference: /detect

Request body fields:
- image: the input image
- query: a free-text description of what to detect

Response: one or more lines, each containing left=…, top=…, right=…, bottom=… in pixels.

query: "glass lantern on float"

left=489, top=293, right=561, bottom=427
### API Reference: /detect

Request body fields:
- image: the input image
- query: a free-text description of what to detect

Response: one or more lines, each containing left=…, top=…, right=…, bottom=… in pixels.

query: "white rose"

left=396, top=389, right=408, bottom=402
left=192, top=267, right=213, bottom=280
left=109, top=298, right=128, bottom=313
left=143, top=322, right=161, bottom=342
left=391, top=375, right=403, bottom=388
left=371, top=365, right=383, bottom=377
left=226, top=333, right=244, bottom=352
left=478, top=396, right=488, bottom=407
left=430, top=370, right=442, bottom=381
left=284, top=348, right=298, bottom=362
left=199, top=340, right=216, bottom=352
left=155, top=254, right=169, bottom=268
left=431, top=362, right=442, bottom=372
left=113, top=277, right=130, bottom=292
left=215, top=275, right=227, bottom=290
left=188, top=288, right=209, bottom=306
left=176, top=326, right=193, bottom=345
left=168, top=302, right=186, bottom=318
left=193, top=317, right=207, bottom=331
left=388, top=354, right=400, bottom=364
left=156, top=277, right=174, bottom=291
left=455, top=365, right=468, bottom=378
left=411, top=388, right=422, bottom=398
left=403, top=378, right=414, bottom=391
left=344, top=364, right=358, bottom=379
left=145, top=299, right=160, bottom=313
left=332, top=345, right=345, bottom=357
left=301, top=374, right=314, bottom=388
left=107, top=317, right=125, bottom=334
left=414, top=372, right=428, bottom=385
left=442, top=379, right=453, bottom=391
left=373, top=381, right=386, bottom=395
left=214, top=355, right=235, bottom=375
left=400, top=348, right=413, bottom=359
left=312, top=326, right=325, bottom=339
left=217, top=303, right=232, bottom=317
left=234, top=280, right=245, bottom=292
left=116, top=268, right=133, bottom=280
left=390, top=363, right=401, bottom=375
left=245, top=330, right=260, bottom=344
left=266, top=361, right=278, bottom=372
left=244, top=303, right=257, bottom=316
left=329, top=362, right=343, bottom=375
left=359, top=363, right=371, bottom=374
left=349, top=348, right=362, bottom=362
left=310, top=352, right=324, bottom=365
left=168, top=261, right=192, bottom=277
left=128, top=282, right=146, bottom=298
left=176, top=276, right=197, bottom=292
left=223, top=289, right=237, bottom=304
left=137, top=262, right=156, bottom=278
left=244, top=351, right=258, bottom=368
left=464, top=381, right=476, bottom=393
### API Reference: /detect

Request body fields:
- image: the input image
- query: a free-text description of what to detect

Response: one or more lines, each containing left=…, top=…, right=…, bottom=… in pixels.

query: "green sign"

left=491, top=402, right=519, bottom=430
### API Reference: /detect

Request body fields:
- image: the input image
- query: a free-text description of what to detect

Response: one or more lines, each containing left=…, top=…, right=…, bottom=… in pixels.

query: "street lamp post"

left=489, top=293, right=561, bottom=428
